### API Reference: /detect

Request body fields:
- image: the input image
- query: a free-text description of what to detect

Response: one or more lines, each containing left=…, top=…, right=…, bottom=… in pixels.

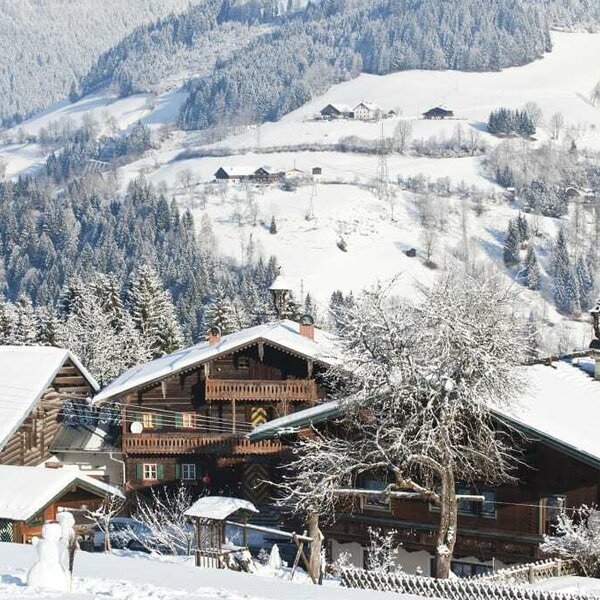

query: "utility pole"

left=376, top=122, right=395, bottom=221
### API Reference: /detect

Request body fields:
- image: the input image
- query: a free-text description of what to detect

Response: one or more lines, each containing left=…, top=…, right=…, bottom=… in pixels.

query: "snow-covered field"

left=0, top=543, right=421, bottom=600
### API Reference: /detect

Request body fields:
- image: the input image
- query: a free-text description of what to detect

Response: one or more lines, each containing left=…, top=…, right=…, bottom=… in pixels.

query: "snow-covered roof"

left=184, top=496, right=258, bottom=520
left=216, top=166, right=255, bottom=177
left=248, top=400, right=341, bottom=442
left=494, top=358, right=600, bottom=468
left=268, top=274, right=294, bottom=291
left=248, top=357, right=600, bottom=468
left=321, top=103, right=352, bottom=113
left=0, top=346, right=99, bottom=451
left=50, top=424, right=118, bottom=453
left=354, top=102, right=381, bottom=112
left=0, top=465, right=124, bottom=521
left=93, top=320, right=339, bottom=404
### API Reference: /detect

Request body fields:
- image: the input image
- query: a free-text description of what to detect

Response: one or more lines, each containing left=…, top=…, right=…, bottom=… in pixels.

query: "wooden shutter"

left=155, top=414, right=163, bottom=429
left=176, top=464, right=181, bottom=479
left=136, top=464, right=143, bottom=480
left=157, top=464, right=164, bottom=480
left=175, top=413, right=183, bottom=428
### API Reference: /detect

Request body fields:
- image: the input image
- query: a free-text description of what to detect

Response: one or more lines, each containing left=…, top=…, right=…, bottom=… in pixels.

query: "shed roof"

left=93, top=320, right=339, bottom=404
left=50, top=424, right=118, bottom=453
left=0, top=346, right=99, bottom=451
left=184, top=496, right=258, bottom=520
left=0, top=465, right=124, bottom=521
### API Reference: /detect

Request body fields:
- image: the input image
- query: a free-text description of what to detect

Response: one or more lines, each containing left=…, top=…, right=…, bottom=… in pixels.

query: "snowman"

left=57, top=511, right=77, bottom=570
left=26, top=521, right=69, bottom=592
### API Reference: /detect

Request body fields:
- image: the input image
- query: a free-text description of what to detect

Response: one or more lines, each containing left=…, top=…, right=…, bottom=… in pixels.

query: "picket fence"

left=341, top=567, right=588, bottom=600
left=466, top=559, right=578, bottom=586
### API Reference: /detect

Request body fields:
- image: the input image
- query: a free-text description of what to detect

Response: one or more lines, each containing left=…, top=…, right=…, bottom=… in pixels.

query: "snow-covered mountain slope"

left=2, top=31, right=599, bottom=352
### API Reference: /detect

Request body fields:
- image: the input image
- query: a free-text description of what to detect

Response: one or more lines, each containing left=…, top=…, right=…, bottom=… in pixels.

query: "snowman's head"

left=41, top=522, right=62, bottom=542
left=57, top=512, right=75, bottom=528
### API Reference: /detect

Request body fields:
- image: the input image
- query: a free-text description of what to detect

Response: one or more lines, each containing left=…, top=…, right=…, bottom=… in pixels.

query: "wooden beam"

left=331, top=488, right=485, bottom=503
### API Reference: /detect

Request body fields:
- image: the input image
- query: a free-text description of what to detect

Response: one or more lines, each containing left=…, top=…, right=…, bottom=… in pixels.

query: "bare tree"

left=591, top=80, right=600, bottom=107
left=524, top=102, right=543, bottom=128
left=366, top=527, right=402, bottom=574
left=85, top=495, right=125, bottom=552
left=393, top=120, right=412, bottom=154
left=132, top=483, right=197, bottom=556
left=421, top=225, right=437, bottom=266
left=549, top=112, right=565, bottom=141
left=277, top=271, right=527, bottom=578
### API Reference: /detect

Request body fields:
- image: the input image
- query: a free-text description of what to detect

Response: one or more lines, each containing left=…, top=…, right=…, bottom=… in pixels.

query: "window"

left=237, top=355, right=249, bottom=370
left=457, top=486, right=496, bottom=519
left=143, top=464, right=157, bottom=481
left=182, top=464, right=196, bottom=480
left=540, top=495, right=565, bottom=535
left=182, top=413, right=194, bottom=429
left=142, top=412, right=155, bottom=429
left=363, top=478, right=390, bottom=511
left=450, top=561, right=492, bottom=578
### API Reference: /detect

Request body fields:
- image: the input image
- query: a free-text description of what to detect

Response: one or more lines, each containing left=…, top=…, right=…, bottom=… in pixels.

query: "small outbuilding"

left=0, top=464, right=124, bottom=544
left=422, top=106, right=454, bottom=120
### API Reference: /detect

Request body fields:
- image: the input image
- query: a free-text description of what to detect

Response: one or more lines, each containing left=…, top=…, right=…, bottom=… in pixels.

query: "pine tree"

left=12, top=297, right=38, bottom=345
left=128, top=265, right=184, bottom=357
left=552, top=229, right=580, bottom=315
left=516, top=213, right=529, bottom=243
left=37, top=306, right=61, bottom=346
left=523, top=246, right=541, bottom=290
left=202, top=295, right=240, bottom=335
left=269, top=215, right=277, bottom=234
left=503, top=220, right=520, bottom=267
left=576, top=254, right=594, bottom=311
left=0, top=299, right=16, bottom=344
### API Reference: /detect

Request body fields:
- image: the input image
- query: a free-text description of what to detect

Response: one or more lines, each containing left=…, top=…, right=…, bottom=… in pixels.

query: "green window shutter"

left=155, top=414, right=163, bottom=429
left=176, top=464, right=181, bottom=479
left=135, top=412, right=142, bottom=422
left=157, top=464, right=164, bottom=480
left=175, top=413, right=183, bottom=428
left=136, top=464, right=143, bottom=480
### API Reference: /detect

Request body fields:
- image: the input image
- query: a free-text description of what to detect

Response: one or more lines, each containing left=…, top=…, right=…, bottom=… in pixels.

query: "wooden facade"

left=324, top=439, right=600, bottom=566
left=0, top=358, right=96, bottom=467
left=119, top=336, right=328, bottom=506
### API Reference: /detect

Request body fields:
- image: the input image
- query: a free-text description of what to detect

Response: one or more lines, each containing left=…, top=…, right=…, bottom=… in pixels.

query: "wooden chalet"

left=214, top=166, right=255, bottom=183
left=253, top=167, right=284, bottom=184
left=0, top=464, right=123, bottom=544
left=0, top=346, right=99, bottom=467
left=249, top=355, right=600, bottom=576
left=423, top=107, right=454, bottom=120
left=92, top=320, right=338, bottom=506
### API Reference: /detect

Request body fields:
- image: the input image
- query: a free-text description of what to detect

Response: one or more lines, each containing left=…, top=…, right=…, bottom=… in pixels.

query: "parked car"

left=89, top=517, right=153, bottom=552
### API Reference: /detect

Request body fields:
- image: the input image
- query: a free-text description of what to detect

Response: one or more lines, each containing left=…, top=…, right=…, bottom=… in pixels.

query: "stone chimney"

left=589, top=303, right=600, bottom=379
left=299, top=314, right=315, bottom=340
left=207, top=325, right=221, bottom=346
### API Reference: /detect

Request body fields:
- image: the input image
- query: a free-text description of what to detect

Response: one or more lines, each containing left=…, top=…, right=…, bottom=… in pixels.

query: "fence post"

left=528, top=564, right=535, bottom=584
left=556, top=559, right=561, bottom=577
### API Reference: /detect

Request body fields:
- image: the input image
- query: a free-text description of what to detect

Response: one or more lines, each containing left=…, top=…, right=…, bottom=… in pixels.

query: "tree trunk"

left=434, top=467, right=457, bottom=579
left=307, top=512, right=324, bottom=583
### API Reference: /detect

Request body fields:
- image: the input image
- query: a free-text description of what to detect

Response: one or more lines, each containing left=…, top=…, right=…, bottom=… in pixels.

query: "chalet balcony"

left=205, top=379, right=318, bottom=403
left=122, top=432, right=282, bottom=456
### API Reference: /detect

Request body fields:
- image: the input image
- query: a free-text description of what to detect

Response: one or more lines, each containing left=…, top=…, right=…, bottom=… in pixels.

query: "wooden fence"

left=466, top=559, right=578, bottom=585
left=341, top=568, right=588, bottom=600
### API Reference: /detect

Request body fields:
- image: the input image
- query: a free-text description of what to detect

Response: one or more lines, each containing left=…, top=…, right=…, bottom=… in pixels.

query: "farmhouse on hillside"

left=353, top=102, right=383, bottom=121
left=253, top=166, right=285, bottom=183
left=319, top=103, right=353, bottom=119
left=423, top=106, right=454, bottom=119
left=214, top=166, right=255, bottom=183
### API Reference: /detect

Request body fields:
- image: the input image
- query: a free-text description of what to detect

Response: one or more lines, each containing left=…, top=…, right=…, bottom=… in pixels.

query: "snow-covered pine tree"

left=128, top=265, right=184, bottom=358
left=576, top=254, right=594, bottom=311
left=552, top=229, right=580, bottom=316
left=516, top=213, right=529, bottom=243
left=269, top=215, right=277, bottom=234
left=523, top=245, right=541, bottom=290
left=202, top=295, right=241, bottom=335
left=12, top=296, right=38, bottom=345
left=0, top=299, right=16, bottom=344
left=37, top=306, right=62, bottom=346
left=503, top=219, right=520, bottom=266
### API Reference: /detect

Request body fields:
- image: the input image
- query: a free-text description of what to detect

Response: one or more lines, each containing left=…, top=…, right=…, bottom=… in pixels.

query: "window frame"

left=181, top=463, right=197, bottom=481
left=182, top=413, right=194, bottom=429
left=142, top=412, right=155, bottom=430
left=143, top=463, right=158, bottom=481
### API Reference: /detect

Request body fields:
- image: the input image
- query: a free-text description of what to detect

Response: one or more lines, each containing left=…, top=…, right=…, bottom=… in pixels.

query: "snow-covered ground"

left=0, top=543, right=423, bottom=600
left=530, top=575, right=600, bottom=597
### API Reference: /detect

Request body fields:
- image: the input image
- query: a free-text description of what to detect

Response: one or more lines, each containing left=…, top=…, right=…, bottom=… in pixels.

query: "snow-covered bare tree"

left=277, top=270, right=527, bottom=578
left=131, top=483, right=197, bottom=556
left=393, top=120, right=412, bottom=154
left=84, top=495, right=125, bottom=552
left=541, top=505, right=600, bottom=577
left=365, top=527, right=401, bottom=574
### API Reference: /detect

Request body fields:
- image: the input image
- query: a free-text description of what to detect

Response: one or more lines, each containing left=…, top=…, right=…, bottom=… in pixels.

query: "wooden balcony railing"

left=122, top=432, right=282, bottom=455
left=205, top=379, right=318, bottom=402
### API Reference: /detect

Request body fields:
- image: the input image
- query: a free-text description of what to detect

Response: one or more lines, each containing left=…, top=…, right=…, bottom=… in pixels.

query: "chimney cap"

left=300, top=313, right=314, bottom=326
left=207, top=325, right=222, bottom=345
